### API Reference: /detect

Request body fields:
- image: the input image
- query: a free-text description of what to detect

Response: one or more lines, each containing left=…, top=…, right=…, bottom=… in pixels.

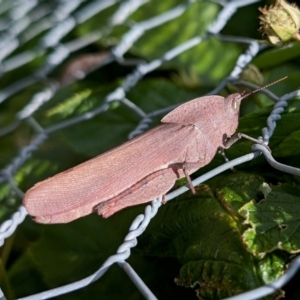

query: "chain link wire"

left=0, top=0, right=300, bottom=299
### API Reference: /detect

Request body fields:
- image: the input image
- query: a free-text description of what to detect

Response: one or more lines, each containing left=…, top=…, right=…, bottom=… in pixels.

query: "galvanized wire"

left=0, top=0, right=299, bottom=299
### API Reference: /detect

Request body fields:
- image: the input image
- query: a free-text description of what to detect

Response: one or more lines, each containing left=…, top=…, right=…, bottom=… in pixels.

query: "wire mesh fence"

left=0, top=0, right=300, bottom=299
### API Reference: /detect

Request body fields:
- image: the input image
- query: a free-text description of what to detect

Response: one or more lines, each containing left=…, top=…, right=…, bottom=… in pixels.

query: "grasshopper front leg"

left=223, top=133, right=271, bottom=152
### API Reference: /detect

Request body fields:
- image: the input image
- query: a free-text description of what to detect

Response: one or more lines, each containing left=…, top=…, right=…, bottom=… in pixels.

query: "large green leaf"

left=240, top=183, right=300, bottom=256
left=137, top=173, right=289, bottom=299
left=9, top=213, right=144, bottom=299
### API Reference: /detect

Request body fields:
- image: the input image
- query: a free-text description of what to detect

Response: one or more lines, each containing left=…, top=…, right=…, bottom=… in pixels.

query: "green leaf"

left=253, top=42, right=300, bottom=69
left=138, top=173, right=287, bottom=299
left=9, top=214, right=146, bottom=299
left=215, top=172, right=265, bottom=218
left=239, top=182, right=300, bottom=256
left=133, top=1, right=219, bottom=58
left=8, top=253, right=47, bottom=298
left=129, top=1, right=241, bottom=84
left=273, top=129, right=300, bottom=157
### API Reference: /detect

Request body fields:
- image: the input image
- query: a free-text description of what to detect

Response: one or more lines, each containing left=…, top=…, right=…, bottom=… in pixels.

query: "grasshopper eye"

left=231, top=97, right=240, bottom=112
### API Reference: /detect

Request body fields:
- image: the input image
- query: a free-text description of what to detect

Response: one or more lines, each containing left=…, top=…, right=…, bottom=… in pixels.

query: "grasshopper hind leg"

left=96, top=168, right=178, bottom=218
